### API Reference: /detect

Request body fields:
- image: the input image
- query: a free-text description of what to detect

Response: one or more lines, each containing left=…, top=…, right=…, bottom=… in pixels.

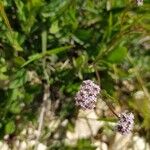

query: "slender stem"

left=42, top=30, right=50, bottom=84
left=101, top=90, right=120, bottom=118
left=103, top=99, right=119, bottom=118
left=93, top=64, right=100, bottom=85
left=34, top=30, right=50, bottom=150
left=94, top=63, right=119, bottom=118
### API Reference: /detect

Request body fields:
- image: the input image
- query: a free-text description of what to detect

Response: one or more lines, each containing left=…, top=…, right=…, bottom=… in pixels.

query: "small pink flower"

left=75, top=80, right=100, bottom=109
left=116, top=111, right=134, bottom=135
left=136, top=0, right=143, bottom=6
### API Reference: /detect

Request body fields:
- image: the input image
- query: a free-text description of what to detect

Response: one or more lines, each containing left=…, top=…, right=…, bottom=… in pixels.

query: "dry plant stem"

left=34, top=84, right=50, bottom=150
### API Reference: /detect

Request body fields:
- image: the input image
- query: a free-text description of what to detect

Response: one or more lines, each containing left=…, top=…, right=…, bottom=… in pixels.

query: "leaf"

left=10, top=102, right=21, bottom=114
left=74, top=29, right=93, bottom=42
left=0, top=2, right=10, bottom=28
left=9, top=69, right=27, bottom=89
left=5, top=121, right=16, bottom=134
left=0, top=73, right=8, bottom=80
left=5, top=31, right=23, bottom=51
left=21, top=53, right=43, bottom=67
left=45, top=46, right=72, bottom=55
left=0, top=66, right=7, bottom=73
left=50, top=21, right=59, bottom=34
left=22, top=46, right=72, bottom=67
left=14, top=57, right=26, bottom=66
left=106, top=46, right=127, bottom=63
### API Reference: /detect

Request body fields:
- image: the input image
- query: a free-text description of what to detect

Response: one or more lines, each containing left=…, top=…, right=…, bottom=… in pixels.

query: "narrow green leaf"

left=14, top=57, right=26, bottom=66
left=21, top=46, right=72, bottom=67
left=45, top=46, right=72, bottom=55
left=9, top=69, right=27, bottom=89
left=21, top=53, right=43, bottom=67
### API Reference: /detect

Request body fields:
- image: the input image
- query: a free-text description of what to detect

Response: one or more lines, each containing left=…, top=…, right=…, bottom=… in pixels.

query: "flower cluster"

left=75, top=80, right=100, bottom=109
left=136, top=0, right=143, bottom=6
left=116, top=111, right=134, bottom=135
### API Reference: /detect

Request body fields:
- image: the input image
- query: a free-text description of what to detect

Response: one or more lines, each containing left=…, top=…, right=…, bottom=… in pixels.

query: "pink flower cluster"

left=75, top=80, right=100, bottom=109
left=116, top=111, right=134, bottom=135
left=136, top=0, right=143, bottom=6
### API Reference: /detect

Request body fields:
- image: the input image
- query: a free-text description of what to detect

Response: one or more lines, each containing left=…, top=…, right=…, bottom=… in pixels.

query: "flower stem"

left=101, top=90, right=119, bottom=118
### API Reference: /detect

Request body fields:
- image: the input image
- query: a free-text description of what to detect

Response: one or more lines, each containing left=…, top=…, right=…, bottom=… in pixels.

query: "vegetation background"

left=0, top=0, right=150, bottom=149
